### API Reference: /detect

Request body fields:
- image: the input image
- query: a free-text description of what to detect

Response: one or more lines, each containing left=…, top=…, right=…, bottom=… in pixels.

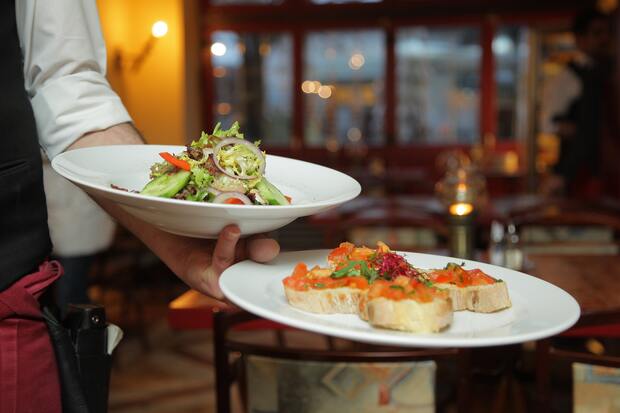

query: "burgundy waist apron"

left=0, top=262, right=63, bottom=413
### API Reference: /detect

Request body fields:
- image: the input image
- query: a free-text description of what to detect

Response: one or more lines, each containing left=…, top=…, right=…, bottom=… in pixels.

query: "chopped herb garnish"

left=445, top=262, right=464, bottom=271
left=331, top=261, right=360, bottom=278
left=331, top=260, right=379, bottom=283
left=389, top=285, right=405, bottom=291
left=313, top=283, right=325, bottom=288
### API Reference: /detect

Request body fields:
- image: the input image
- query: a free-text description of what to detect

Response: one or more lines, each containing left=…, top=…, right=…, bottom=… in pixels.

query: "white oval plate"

left=51, top=145, right=361, bottom=238
left=220, top=250, right=580, bottom=348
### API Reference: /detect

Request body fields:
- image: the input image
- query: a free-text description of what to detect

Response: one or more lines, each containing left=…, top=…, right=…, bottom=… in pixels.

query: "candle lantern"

left=435, top=152, right=486, bottom=259
left=447, top=202, right=475, bottom=259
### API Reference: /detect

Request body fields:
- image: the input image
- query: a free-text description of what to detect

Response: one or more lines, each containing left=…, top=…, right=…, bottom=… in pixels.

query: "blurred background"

left=97, top=0, right=620, bottom=201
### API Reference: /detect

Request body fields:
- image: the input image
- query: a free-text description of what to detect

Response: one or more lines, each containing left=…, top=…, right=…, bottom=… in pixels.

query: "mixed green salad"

left=138, top=122, right=290, bottom=205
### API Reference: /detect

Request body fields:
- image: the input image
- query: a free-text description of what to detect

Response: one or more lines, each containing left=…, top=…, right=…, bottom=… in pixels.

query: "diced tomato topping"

left=430, top=267, right=495, bottom=287
left=293, top=262, right=308, bottom=277
left=349, top=247, right=374, bottom=261
left=327, top=242, right=355, bottom=266
left=367, top=277, right=447, bottom=303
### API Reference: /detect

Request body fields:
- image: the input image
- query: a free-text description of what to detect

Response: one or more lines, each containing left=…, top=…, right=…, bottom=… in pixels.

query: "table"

left=527, top=254, right=620, bottom=326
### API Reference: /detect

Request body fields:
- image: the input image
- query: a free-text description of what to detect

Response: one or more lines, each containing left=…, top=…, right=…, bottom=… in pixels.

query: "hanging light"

left=211, top=42, right=227, bottom=56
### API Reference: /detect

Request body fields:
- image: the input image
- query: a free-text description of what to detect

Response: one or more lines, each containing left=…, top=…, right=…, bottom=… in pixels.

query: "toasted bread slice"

left=358, top=277, right=453, bottom=333
left=363, top=296, right=453, bottom=333
left=283, top=285, right=364, bottom=314
left=427, top=264, right=512, bottom=313
left=435, top=281, right=511, bottom=313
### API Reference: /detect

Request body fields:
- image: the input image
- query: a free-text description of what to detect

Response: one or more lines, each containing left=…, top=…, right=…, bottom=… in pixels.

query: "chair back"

left=213, top=310, right=472, bottom=413
left=334, top=203, right=448, bottom=252
left=504, top=199, right=620, bottom=255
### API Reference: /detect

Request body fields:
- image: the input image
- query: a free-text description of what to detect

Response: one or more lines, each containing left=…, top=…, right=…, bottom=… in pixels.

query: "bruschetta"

left=426, top=263, right=511, bottom=313
left=283, top=262, right=369, bottom=314
left=281, top=242, right=511, bottom=334
left=359, top=276, right=453, bottom=333
left=282, top=241, right=398, bottom=314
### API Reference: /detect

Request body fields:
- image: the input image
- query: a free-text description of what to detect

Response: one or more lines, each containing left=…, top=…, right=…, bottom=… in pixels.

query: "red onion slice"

left=213, top=138, right=265, bottom=180
left=212, top=192, right=253, bottom=205
left=202, top=148, right=213, bottom=158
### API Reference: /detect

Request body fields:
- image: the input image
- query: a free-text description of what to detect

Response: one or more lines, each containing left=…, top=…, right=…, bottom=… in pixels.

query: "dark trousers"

left=53, top=255, right=96, bottom=316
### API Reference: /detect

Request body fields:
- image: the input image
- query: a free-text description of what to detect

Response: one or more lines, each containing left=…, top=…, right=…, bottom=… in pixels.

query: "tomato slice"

left=224, top=197, right=244, bottom=205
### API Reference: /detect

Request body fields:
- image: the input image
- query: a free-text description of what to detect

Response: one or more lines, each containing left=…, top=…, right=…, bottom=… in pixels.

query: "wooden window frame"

left=200, top=0, right=576, bottom=163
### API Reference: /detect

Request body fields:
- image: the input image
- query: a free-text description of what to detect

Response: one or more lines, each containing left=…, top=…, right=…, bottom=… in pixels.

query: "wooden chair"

left=507, top=198, right=620, bottom=252
left=213, top=309, right=472, bottom=413
left=503, top=198, right=620, bottom=412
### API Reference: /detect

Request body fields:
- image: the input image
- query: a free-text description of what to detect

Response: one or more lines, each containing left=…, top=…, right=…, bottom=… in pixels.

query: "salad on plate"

left=138, top=122, right=290, bottom=206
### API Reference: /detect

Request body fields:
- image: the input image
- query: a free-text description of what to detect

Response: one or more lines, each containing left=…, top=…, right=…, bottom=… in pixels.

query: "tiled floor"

left=108, top=325, right=219, bottom=413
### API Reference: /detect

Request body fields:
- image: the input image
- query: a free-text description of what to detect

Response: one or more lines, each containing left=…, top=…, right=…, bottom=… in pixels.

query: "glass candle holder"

left=447, top=202, right=475, bottom=259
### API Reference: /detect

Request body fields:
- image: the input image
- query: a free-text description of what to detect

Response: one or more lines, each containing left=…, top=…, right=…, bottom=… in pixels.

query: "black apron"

left=0, top=0, right=53, bottom=290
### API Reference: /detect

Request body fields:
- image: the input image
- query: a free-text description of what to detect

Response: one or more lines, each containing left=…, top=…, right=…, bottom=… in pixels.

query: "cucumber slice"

left=255, top=177, right=289, bottom=205
left=140, top=170, right=191, bottom=198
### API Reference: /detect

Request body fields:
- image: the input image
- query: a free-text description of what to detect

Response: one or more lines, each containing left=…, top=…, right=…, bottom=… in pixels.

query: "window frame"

left=200, top=0, right=574, bottom=159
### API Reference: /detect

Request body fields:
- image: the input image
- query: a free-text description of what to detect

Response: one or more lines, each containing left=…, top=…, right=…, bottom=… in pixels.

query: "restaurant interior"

left=63, top=0, right=620, bottom=411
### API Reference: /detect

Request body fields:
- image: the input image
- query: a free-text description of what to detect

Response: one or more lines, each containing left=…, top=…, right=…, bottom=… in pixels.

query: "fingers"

left=183, top=227, right=279, bottom=300
left=196, top=225, right=241, bottom=299
left=211, top=225, right=242, bottom=275
left=247, top=237, right=280, bottom=262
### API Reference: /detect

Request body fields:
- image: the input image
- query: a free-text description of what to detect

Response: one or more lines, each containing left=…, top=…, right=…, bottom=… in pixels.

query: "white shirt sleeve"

left=539, top=66, right=581, bottom=134
left=16, top=0, right=132, bottom=160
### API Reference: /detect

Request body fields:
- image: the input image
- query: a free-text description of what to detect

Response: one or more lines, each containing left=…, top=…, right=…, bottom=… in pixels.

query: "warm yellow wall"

left=96, top=0, right=187, bottom=145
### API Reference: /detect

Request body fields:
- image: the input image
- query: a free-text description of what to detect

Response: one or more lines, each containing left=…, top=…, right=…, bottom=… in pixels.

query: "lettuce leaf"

left=191, top=121, right=246, bottom=148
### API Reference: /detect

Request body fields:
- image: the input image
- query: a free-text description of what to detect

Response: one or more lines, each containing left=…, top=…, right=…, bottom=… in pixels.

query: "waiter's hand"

left=179, top=225, right=279, bottom=299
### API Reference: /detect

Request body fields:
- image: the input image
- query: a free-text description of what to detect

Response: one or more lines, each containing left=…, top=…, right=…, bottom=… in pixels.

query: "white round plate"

left=51, top=145, right=361, bottom=238
left=220, top=250, right=580, bottom=348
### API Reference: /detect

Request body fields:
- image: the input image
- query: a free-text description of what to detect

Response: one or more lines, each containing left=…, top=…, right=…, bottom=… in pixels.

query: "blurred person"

left=539, top=8, right=613, bottom=198
left=42, top=156, right=116, bottom=314
left=0, top=2, right=279, bottom=412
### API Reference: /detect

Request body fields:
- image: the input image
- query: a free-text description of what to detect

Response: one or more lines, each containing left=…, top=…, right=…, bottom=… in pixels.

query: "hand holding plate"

left=182, top=225, right=279, bottom=299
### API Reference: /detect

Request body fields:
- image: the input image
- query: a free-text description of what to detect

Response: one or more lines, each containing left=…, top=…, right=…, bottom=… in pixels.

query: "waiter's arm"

left=17, top=1, right=278, bottom=298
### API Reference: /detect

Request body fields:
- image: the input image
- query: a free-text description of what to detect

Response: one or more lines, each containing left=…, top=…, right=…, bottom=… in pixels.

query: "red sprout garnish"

left=371, top=252, right=419, bottom=280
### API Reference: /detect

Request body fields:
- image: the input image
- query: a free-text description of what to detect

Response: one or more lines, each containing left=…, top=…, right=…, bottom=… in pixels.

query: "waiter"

left=540, top=8, right=612, bottom=197
left=0, top=1, right=279, bottom=411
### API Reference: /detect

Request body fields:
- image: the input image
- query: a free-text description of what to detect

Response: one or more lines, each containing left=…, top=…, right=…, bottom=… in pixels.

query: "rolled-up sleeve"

left=16, top=0, right=132, bottom=159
